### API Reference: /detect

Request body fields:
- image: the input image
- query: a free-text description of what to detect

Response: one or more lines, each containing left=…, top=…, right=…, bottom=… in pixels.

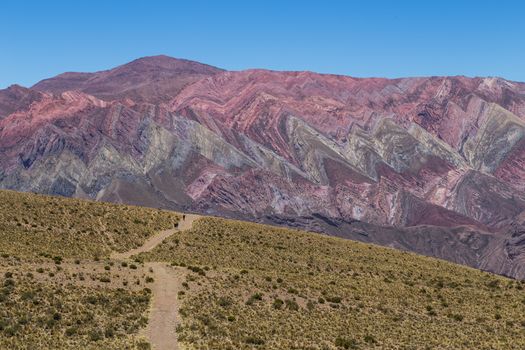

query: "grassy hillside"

left=0, top=265, right=151, bottom=349
left=141, top=217, right=525, bottom=349
left=0, top=190, right=180, bottom=259
left=0, top=190, right=179, bottom=349
left=1, top=190, right=525, bottom=349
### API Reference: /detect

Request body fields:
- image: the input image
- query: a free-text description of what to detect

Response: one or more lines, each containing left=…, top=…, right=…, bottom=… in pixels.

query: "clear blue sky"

left=1, top=0, right=524, bottom=88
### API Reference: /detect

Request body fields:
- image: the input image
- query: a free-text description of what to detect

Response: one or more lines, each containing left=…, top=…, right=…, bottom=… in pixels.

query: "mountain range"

left=2, top=55, right=525, bottom=278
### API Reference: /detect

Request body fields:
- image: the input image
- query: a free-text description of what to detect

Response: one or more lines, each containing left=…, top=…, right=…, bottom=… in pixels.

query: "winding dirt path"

left=110, top=214, right=198, bottom=260
left=111, top=214, right=199, bottom=350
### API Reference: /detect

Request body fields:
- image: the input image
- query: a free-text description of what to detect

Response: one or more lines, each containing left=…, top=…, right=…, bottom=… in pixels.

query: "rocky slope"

left=2, top=55, right=525, bottom=278
left=0, top=84, right=44, bottom=119
left=33, top=55, right=223, bottom=103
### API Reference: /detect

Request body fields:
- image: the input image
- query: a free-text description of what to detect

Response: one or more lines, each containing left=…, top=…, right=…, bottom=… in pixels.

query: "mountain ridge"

left=2, top=55, right=525, bottom=278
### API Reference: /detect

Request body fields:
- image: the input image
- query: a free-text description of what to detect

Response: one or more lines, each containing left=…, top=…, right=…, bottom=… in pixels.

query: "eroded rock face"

left=0, top=84, right=44, bottom=119
left=2, top=56, right=525, bottom=278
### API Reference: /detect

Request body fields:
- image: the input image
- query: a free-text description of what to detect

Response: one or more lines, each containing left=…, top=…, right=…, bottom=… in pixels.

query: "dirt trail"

left=111, top=214, right=199, bottom=350
left=111, top=214, right=199, bottom=260
left=145, top=262, right=186, bottom=350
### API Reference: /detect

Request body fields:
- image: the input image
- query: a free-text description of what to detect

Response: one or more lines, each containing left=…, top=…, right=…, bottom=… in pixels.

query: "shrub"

left=487, top=280, right=500, bottom=289
left=137, top=341, right=151, bottom=350
left=4, top=279, right=15, bottom=287
left=335, top=336, right=358, bottom=349
left=21, top=291, right=35, bottom=300
left=218, top=297, right=233, bottom=307
left=273, top=298, right=284, bottom=310
left=285, top=299, right=299, bottom=311
left=245, top=336, right=265, bottom=345
left=364, top=334, right=377, bottom=344
left=251, top=293, right=263, bottom=301
left=89, top=329, right=103, bottom=341
left=187, top=266, right=206, bottom=276
left=104, top=327, right=115, bottom=338
left=246, top=293, right=263, bottom=305
left=447, top=313, right=464, bottom=321
left=306, top=300, right=316, bottom=311
left=65, top=327, right=78, bottom=336
left=326, top=296, right=342, bottom=303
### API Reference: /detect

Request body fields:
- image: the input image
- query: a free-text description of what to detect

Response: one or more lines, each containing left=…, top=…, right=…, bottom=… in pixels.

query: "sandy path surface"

left=145, top=262, right=186, bottom=350
left=111, top=214, right=200, bottom=350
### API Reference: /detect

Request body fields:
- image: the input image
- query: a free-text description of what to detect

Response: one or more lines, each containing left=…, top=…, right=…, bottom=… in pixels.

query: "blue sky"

left=1, top=0, right=524, bottom=88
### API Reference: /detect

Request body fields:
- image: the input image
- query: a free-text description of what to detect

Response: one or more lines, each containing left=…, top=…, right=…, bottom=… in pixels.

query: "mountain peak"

left=118, top=55, right=223, bottom=73
left=32, top=55, right=224, bottom=103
